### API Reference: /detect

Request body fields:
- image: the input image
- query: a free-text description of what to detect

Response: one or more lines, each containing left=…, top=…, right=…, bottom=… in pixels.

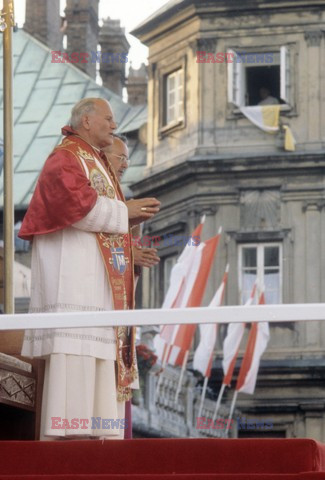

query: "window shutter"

left=177, top=69, right=184, bottom=121
left=227, top=49, right=243, bottom=106
left=280, top=45, right=290, bottom=104
left=166, top=70, right=184, bottom=125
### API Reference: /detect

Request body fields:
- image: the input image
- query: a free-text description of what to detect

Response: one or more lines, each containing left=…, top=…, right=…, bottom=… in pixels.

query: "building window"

left=238, top=243, right=282, bottom=304
left=164, top=69, right=184, bottom=126
left=227, top=47, right=290, bottom=107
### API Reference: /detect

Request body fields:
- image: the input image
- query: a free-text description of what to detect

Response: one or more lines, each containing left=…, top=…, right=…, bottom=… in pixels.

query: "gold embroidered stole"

left=57, top=136, right=138, bottom=400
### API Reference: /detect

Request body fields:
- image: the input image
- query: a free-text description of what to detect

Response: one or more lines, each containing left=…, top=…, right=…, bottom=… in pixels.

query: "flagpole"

left=197, top=376, right=208, bottom=418
left=227, top=390, right=238, bottom=437
left=212, top=383, right=226, bottom=421
left=2, top=0, right=14, bottom=314
left=155, top=343, right=171, bottom=396
left=174, top=349, right=189, bottom=403
left=155, top=364, right=164, bottom=396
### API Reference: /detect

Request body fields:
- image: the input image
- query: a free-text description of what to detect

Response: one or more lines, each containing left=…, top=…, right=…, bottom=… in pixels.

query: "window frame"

left=158, top=56, right=187, bottom=138
left=227, top=45, right=294, bottom=110
left=238, top=242, right=283, bottom=305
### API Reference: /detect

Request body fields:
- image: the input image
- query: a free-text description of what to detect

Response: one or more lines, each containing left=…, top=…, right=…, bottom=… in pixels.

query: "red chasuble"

left=19, top=127, right=137, bottom=401
left=19, top=135, right=97, bottom=241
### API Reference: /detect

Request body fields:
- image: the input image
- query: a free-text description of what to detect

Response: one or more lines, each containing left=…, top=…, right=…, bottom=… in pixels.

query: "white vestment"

left=22, top=195, right=130, bottom=439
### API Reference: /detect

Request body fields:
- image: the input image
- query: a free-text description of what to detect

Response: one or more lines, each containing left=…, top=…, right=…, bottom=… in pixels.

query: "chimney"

left=65, top=0, right=99, bottom=79
left=24, top=0, right=62, bottom=51
left=99, top=18, right=130, bottom=96
left=126, top=63, right=148, bottom=105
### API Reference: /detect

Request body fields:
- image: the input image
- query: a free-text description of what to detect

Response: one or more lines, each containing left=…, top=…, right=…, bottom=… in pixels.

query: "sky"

left=14, top=0, right=170, bottom=68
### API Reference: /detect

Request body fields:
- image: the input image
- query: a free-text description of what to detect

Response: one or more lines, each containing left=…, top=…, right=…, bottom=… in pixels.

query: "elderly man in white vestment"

left=19, top=98, right=160, bottom=440
left=104, top=135, right=160, bottom=270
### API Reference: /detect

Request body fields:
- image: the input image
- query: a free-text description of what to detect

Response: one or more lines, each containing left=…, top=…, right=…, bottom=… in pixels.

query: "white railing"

left=0, top=303, right=324, bottom=330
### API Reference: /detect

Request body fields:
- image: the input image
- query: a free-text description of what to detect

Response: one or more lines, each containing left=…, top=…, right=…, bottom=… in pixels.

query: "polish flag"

left=235, top=291, right=270, bottom=394
left=167, top=233, right=222, bottom=367
left=162, top=219, right=205, bottom=309
left=192, top=264, right=229, bottom=377
left=221, top=282, right=257, bottom=386
left=154, top=218, right=205, bottom=363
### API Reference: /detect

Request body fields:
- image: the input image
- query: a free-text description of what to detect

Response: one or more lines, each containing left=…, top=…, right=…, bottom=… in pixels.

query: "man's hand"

left=133, top=246, right=160, bottom=268
left=126, top=198, right=161, bottom=226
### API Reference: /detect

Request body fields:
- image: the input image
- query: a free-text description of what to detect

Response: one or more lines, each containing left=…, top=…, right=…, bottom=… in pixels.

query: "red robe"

left=19, top=127, right=100, bottom=241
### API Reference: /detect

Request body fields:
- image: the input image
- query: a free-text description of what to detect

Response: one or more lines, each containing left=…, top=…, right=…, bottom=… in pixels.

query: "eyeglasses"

left=110, top=153, right=130, bottom=165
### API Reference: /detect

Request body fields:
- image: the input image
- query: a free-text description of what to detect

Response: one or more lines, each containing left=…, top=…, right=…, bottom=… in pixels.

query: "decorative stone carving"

left=190, top=38, right=217, bottom=55
left=302, top=200, right=325, bottom=212
left=198, top=205, right=218, bottom=217
left=304, top=30, right=323, bottom=47
left=240, top=190, right=280, bottom=230
left=0, top=369, right=36, bottom=408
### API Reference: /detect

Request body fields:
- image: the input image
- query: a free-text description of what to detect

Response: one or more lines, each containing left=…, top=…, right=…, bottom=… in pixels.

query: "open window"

left=228, top=47, right=291, bottom=108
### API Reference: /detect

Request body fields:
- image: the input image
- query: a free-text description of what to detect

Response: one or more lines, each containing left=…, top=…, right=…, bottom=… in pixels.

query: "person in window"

left=258, top=87, right=279, bottom=106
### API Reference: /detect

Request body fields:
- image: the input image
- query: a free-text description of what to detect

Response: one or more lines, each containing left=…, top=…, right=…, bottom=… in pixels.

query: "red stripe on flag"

left=223, top=343, right=242, bottom=386
left=193, top=222, right=204, bottom=238
left=221, top=281, right=257, bottom=386
left=186, top=235, right=221, bottom=308
left=235, top=291, right=266, bottom=391
left=205, top=328, right=216, bottom=378
left=235, top=324, right=258, bottom=391
left=166, top=234, right=221, bottom=367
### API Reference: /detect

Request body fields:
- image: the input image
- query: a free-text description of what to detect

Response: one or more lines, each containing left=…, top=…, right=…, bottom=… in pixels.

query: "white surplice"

left=22, top=195, right=130, bottom=439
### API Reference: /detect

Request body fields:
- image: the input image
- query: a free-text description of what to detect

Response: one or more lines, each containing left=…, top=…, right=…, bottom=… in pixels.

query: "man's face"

left=259, top=88, right=269, bottom=100
left=105, top=137, right=129, bottom=181
left=86, top=99, right=117, bottom=149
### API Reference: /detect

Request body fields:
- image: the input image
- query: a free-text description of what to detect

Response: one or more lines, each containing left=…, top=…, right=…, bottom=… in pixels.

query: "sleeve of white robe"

left=72, top=196, right=128, bottom=234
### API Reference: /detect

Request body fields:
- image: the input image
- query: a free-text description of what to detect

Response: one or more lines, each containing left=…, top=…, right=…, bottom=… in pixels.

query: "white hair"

left=69, top=98, right=100, bottom=130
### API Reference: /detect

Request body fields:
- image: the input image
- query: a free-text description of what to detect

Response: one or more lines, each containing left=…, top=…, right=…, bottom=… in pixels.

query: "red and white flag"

left=235, top=292, right=270, bottom=394
left=193, top=264, right=229, bottom=377
left=162, top=220, right=205, bottom=309
left=154, top=218, right=205, bottom=362
left=221, top=282, right=257, bottom=386
left=166, top=233, right=222, bottom=367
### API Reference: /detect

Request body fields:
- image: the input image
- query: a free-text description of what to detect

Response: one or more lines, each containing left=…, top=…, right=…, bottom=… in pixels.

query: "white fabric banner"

left=238, top=321, right=270, bottom=394
left=193, top=267, right=229, bottom=377
left=222, top=283, right=257, bottom=382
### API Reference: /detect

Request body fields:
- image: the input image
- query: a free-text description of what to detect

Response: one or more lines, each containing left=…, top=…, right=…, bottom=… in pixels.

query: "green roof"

left=0, top=29, right=147, bottom=209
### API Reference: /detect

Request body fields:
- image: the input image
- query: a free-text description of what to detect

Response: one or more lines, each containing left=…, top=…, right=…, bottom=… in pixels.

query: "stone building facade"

left=131, top=0, right=325, bottom=441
